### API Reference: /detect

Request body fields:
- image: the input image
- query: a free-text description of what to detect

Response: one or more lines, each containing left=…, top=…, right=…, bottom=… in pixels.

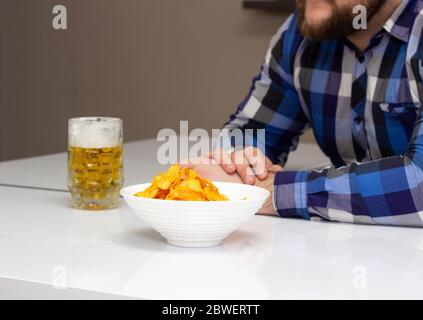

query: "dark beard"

left=296, top=0, right=385, bottom=41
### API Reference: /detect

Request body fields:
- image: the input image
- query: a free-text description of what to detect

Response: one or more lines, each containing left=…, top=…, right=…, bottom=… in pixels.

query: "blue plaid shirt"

left=224, top=0, right=423, bottom=227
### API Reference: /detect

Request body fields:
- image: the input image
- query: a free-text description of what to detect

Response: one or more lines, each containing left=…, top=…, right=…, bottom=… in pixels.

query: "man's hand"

left=182, top=157, right=243, bottom=184
left=209, top=147, right=283, bottom=185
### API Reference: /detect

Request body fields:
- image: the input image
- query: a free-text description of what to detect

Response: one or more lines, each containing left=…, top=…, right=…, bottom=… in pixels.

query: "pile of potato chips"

left=135, top=164, right=229, bottom=201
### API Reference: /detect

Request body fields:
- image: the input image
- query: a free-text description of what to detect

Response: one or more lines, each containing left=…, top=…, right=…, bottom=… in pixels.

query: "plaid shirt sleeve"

left=275, top=108, right=423, bottom=227
left=220, top=15, right=309, bottom=165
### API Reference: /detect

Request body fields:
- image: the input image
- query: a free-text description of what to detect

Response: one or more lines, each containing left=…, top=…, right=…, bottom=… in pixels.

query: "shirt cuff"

left=273, top=170, right=310, bottom=220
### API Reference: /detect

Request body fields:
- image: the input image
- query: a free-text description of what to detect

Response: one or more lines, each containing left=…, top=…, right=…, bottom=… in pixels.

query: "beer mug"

left=68, top=117, right=123, bottom=210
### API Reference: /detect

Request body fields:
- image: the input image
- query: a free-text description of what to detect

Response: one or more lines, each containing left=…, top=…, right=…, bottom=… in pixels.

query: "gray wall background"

left=0, top=0, right=313, bottom=161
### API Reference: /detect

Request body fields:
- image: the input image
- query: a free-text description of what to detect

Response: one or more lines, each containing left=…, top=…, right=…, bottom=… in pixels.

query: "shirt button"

left=354, top=116, right=363, bottom=124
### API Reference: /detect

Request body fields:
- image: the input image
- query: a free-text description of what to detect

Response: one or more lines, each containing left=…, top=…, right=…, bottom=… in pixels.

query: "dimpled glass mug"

left=68, top=117, right=123, bottom=210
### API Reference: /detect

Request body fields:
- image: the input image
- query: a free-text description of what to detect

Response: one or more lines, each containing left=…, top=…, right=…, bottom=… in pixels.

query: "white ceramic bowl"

left=121, top=182, right=270, bottom=248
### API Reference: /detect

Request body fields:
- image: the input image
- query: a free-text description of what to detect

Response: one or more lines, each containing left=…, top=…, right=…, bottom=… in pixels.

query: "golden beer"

left=68, top=117, right=123, bottom=210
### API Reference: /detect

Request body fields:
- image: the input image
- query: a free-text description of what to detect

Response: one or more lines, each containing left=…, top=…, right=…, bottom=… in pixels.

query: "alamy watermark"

left=156, top=121, right=266, bottom=171
left=50, top=4, right=369, bottom=32
left=353, top=5, right=368, bottom=30
left=52, top=4, right=67, bottom=30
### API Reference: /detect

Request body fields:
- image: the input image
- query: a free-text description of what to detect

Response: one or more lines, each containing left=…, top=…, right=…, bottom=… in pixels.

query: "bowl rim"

left=120, top=181, right=270, bottom=205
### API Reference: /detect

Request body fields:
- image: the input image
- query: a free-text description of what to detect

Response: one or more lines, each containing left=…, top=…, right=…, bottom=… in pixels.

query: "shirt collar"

left=383, top=0, right=419, bottom=42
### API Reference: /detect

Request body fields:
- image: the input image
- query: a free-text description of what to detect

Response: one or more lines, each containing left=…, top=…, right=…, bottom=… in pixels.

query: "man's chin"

left=297, top=1, right=360, bottom=41
left=305, top=10, right=332, bottom=27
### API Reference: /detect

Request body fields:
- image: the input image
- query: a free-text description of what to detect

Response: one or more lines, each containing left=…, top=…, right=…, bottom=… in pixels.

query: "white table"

left=2, top=186, right=423, bottom=299
left=1, top=140, right=423, bottom=299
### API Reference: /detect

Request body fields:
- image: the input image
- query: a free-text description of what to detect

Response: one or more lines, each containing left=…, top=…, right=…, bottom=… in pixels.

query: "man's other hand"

left=208, top=147, right=283, bottom=185
left=181, top=157, right=243, bottom=184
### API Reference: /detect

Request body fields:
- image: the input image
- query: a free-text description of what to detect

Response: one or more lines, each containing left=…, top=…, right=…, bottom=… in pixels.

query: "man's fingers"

left=263, top=153, right=283, bottom=171
left=244, top=147, right=268, bottom=180
left=179, top=157, right=213, bottom=168
left=262, top=155, right=283, bottom=172
left=232, top=150, right=255, bottom=184
left=212, top=148, right=235, bottom=174
left=178, top=160, right=195, bottom=168
left=269, top=164, right=283, bottom=172
left=265, top=157, right=273, bottom=168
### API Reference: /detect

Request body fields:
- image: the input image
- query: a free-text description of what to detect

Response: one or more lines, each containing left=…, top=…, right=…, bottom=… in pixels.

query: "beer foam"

left=69, top=118, right=121, bottom=148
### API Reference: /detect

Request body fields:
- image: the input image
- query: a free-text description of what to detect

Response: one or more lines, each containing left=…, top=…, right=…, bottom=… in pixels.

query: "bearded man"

left=189, top=0, right=423, bottom=227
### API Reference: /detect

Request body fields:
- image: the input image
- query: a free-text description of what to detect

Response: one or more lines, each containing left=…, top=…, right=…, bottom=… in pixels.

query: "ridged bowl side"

left=122, top=182, right=269, bottom=248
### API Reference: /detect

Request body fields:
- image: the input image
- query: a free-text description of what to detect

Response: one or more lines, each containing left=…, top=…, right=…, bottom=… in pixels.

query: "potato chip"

left=134, top=164, right=229, bottom=201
